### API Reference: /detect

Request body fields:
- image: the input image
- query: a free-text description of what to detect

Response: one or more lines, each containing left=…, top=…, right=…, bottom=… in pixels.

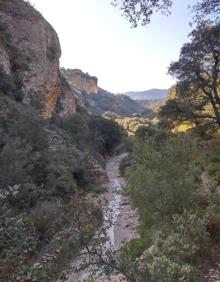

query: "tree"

left=159, top=85, right=211, bottom=129
left=193, top=0, right=220, bottom=22
left=166, top=22, right=220, bottom=127
left=111, top=0, right=220, bottom=27
left=111, top=0, right=172, bottom=27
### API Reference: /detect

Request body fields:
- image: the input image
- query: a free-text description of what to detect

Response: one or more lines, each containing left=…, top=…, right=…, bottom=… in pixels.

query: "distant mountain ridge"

left=61, top=68, right=152, bottom=117
left=118, top=88, right=168, bottom=100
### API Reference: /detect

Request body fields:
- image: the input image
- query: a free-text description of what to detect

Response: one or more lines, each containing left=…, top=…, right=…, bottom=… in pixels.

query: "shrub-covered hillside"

left=0, top=93, right=124, bottom=280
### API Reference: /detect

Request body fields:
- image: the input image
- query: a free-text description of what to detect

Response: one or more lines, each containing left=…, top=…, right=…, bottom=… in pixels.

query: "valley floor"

left=65, top=153, right=139, bottom=282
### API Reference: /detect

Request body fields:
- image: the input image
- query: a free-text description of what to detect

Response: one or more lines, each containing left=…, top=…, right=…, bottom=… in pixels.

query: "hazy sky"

left=30, top=0, right=197, bottom=93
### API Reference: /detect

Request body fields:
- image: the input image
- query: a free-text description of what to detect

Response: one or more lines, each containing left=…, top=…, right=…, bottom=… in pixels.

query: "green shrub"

left=47, top=41, right=58, bottom=61
left=127, top=134, right=200, bottom=224
left=0, top=109, right=49, bottom=194
left=122, top=128, right=219, bottom=279
left=148, top=255, right=195, bottom=282
left=0, top=206, right=37, bottom=278
left=6, top=183, right=41, bottom=209
left=30, top=200, right=65, bottom=240
left=120, top=238, right=149, bottom=262
left=88, top=116, right=124, bottom=155
left=119, top=154, right=132, bottom=176
left=60, top=113, right=89, bottom=147
left=54, top=174, right=76, bottom=196
left=0, top=67, right=17, bottom=95
left=0, top=22, right=11, bottom=49
left=155, top=211, right=210, bottom=263
left=91, top=185, right=106, bottom=194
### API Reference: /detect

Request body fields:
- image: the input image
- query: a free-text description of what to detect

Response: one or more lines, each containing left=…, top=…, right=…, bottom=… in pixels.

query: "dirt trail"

left=65, top=153, right=139, bottom=282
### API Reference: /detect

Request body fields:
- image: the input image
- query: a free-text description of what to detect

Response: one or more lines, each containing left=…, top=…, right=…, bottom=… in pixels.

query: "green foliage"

left=29, top=91, right=45, bottom=110
left=143, top=211, right=209, bottom=281
left=201, top=140, right=220, bottom=184
left=127, top=133, right=200, bottom=224
left=155, top=211, right=210, bottom=262
left=148, top=255, right=195, bottom=282
left=59, top=112, right=90, bottom=147
left=47, top=41, right=58, bottom=61
left=0, top=22, right=11, bottom=48
left=0, top=93, right=125, bottom=280
left=0, top=67, right=16, bottom=94
left=90, top=185, right=106, bottom=194
left=53, top=174, right=77, bottom=195
left=30, top=200, right=65, bottom=240
left=120, top=238, right=149, bottom=262
left=111, top=0, right=220, bottom=27
left=115, top=116, right=151, bottom=135
left=112, top=0, right=172, bottom=27
left=88, top=116, right=124, bottom=155
left=54, top=112, right=124, bottom=157
left=165, top=22, right=220, bottom=128
left=0, top=108, right=48, bottom=198
left=0, top=67, right=24, bottom=102
left=120, top=126, right=220, bottom=280
left=0, top=205, right=38, bottom=277
left=119, top=155, right=131, bottom=176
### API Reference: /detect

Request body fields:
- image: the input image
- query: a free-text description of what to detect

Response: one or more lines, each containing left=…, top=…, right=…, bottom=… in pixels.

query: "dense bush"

left=58, top=112, right=89, bottom=147
left=0, top=22, right=11, bottom=48
left=127, top=133, right=200, bottom=224
left=119, top=154, right=132, bottom=176
left=0, top=94, right=125, bottom=280
left=88, top=116, right=124, bottom=156
left=47, top=41, right=58, bottom=61
left=0, top=204, right=38, bottom=277
left=30, top=200, right=65, bottom=240
left=0, top=109, right=48, bottom=195
left=0, top=67, right=17, bottom=95
left=121, top=127, right=220, bottom=280
left=55, top=112, right=124, bottom=158
left=120, top=238, right=149, bottom=262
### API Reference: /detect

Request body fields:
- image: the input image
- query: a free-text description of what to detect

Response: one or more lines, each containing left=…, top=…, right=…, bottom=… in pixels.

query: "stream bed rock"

left=65, top=153, right=139, bottom=282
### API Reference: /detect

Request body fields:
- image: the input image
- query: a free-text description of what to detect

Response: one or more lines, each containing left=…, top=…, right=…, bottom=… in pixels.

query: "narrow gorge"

left=1, top=1, right=220, bottom=281
left=65, top=153, right=139, bottom=282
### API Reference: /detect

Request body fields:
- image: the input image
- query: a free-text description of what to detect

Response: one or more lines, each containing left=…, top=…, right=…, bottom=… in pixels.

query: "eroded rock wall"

left=61, top=68, right=98, bottom=94
left=0, top=0, right=76, bottom=118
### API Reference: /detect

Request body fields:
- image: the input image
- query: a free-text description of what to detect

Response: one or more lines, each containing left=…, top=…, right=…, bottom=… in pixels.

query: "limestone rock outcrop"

left=0, top=0, right=76, bottom=118
left=61, top=68, right=98, bottom=94
left=56, top=76, right=77, bottom=118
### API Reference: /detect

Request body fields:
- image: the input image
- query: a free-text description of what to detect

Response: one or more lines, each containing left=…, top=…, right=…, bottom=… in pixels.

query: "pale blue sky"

left=30, top=0, right=197, bottom=93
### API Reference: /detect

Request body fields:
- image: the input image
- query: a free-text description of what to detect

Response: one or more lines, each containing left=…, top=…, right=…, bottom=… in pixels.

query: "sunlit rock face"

left=61, top=68, right=98, bottom=94
left=0, top=0, right=73, bottom=118
left=56, top=76, right=77, bottom=118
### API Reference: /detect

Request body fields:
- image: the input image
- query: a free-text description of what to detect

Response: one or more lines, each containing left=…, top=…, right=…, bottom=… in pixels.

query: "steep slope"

left=0, top=0, right=76, bottom=118
left=119, top=88, right=168, bottom=100
left=61, top=68, right=98, bottom=94
left=81, top=88, right=151, bottom=116
left=61, top=68, right=152, bottom=117
left=0, top=1, right=124, bottom=281
left=137, top=98, right=166, bottom=112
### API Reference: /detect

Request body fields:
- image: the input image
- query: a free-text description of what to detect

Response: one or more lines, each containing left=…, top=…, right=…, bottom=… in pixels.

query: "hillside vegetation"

left=0, top=94, right=124, bottom=281
left=117, top=20, right=220, bottom=281
left=61, top=68, right=152, bottom=117
left=1, top=0, right=220, bottom=281
left=0, top=1, right=125, bottom=280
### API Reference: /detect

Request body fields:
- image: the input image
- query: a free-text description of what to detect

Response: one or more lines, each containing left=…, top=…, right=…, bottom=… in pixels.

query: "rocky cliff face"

left=0, top=0, right=76, bottom=118
left=62, top=68, right=98, bottom=94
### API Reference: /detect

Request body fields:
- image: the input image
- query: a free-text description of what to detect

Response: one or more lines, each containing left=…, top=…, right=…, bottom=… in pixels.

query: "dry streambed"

left=65, top=153, right=139, bottom=282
